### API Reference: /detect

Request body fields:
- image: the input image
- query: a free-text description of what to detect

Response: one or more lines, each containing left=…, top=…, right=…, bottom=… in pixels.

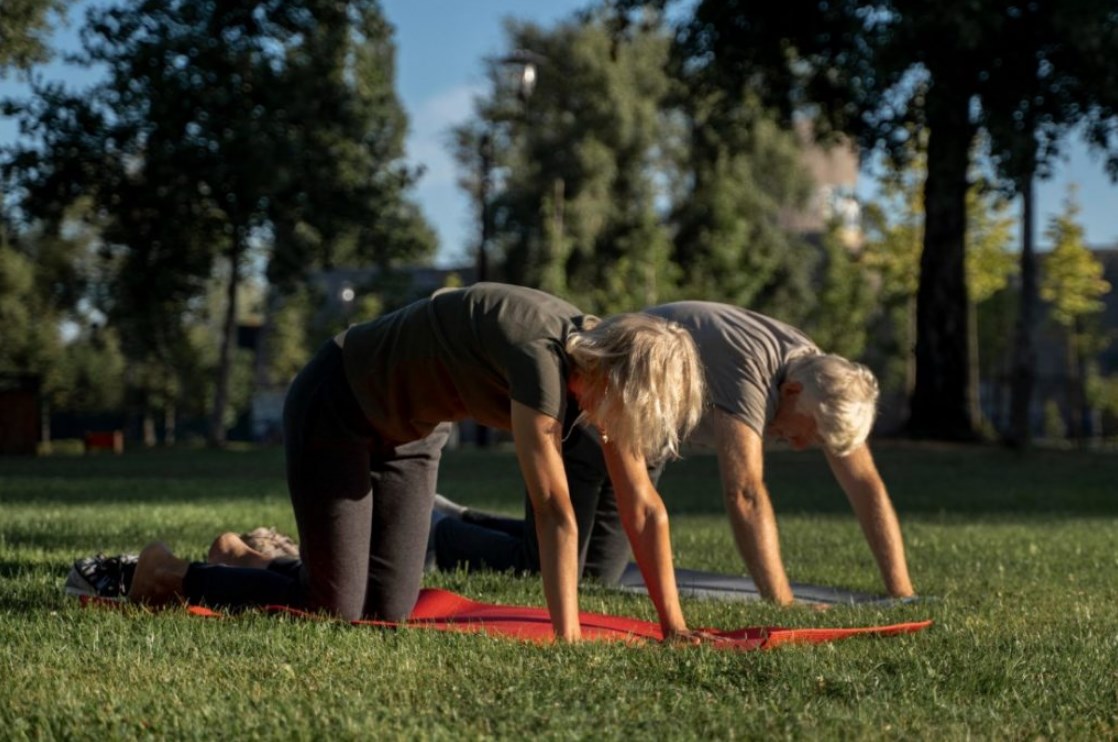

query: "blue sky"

left=3, top=0, right=1117, bottom=267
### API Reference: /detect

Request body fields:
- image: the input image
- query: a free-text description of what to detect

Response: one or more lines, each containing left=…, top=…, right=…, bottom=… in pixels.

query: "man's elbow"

left=535, top=496, right=578, bottom=533
left=724, top=483, right=766, bottom=516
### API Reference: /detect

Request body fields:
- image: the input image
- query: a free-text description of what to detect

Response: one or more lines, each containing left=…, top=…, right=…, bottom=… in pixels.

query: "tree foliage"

left=3, top=0, right=433, bottom=444
left=458, top=10, right=818, bottom=317
left=0, top=232, right=61, bottom=381
left=1040, top=190, right=1112, bottom=328
left=57, top=323, right=126, bottom=414
left=665, top=0, right=1118, bottom=440
left=1039, top=189, right=1112, bottom=440
left=670, top=101, right=817, bottom=322
left=966, top=185, right=1018, bottom=305
left=804, top=225, right=873, bottom=360
left=0, top=212, right=115, bottom=416
left=0, top=0, right=71, bottom=73
left=860, top=135, right=1017, bottom=417
left=469, top=16, right=679, bottom=313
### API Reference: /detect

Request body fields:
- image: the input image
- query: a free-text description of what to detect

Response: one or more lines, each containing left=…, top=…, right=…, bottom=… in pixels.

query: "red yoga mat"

left=172, top=588, right=932, bottom=650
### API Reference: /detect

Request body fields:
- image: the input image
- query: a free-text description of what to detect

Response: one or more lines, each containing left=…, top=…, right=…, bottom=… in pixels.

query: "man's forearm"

left=852, top=489, right=914, bottom=597
left=827, top=447, right=915, bottom=598
left=725, top=487, right=794, bottom=605
left=712, top=412, right=794, bottom=605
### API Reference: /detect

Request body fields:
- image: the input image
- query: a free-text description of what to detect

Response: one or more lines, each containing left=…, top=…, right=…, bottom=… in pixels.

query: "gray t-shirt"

left=342, top=283, right=583, bottom=445
left=644, top=302, right=819, bottom=442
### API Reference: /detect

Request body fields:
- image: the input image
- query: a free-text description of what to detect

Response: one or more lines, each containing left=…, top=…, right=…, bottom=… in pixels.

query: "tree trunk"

left=908, top=87, right=976, bottom=440
left=1071, top=317, right=1094, bottom=446
left=473, top=131, right=494, bottom=448
left=40, top=397, right=51, bottom=455
left=968, top=299, right=983, bottom=431
left=208, top=234, right=243, bottom=448
left=163, top=398, right=176, bottom=447
left=1065, top=329, right=1082, bottom=441
left=995, top=298, right=1014, bottom=433
left=142, top=404, right=157, bottom=448
left=905, top=295, right=917, bottom=398
left=252, top=286, right=280, bottom=390
left=540, top=177, right=566, bottom=296
left=1008, top=176, right=1037, bottom=448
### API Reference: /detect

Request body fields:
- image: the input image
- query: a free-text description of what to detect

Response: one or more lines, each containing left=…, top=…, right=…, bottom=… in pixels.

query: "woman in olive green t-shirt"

left=129, top=283, right=708, bottom=643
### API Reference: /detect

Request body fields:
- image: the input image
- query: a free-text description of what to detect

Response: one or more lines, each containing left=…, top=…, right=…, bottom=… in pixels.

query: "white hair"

left=566, top=313, right=706, bottom=462
left=785, top=353, right=879, bottom=456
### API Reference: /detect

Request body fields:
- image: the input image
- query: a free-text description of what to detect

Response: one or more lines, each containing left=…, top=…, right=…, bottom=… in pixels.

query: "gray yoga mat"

left=616, top=563, right=889, bottom=605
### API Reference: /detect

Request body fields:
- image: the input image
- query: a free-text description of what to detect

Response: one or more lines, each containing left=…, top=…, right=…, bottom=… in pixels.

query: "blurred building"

left=781, top=118, right=862, bottom=247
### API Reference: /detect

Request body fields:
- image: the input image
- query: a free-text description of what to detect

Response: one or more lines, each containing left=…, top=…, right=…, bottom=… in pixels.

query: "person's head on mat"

left=127, top=282, right=711, bottom=643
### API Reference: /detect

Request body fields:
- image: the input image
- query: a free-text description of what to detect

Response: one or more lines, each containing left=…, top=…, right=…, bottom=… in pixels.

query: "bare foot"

left=207, top=532, right=272, bottom=569
left=129, top=542, right=190, bottom=606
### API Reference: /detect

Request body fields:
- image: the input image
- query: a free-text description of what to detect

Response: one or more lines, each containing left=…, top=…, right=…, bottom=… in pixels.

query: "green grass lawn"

left=1, top=442, right=1116, bottom=739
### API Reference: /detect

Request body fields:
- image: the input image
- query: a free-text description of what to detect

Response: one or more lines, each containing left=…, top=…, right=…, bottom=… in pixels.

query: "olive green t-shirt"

left=645, top=301, right=819, bottom=441
left=341, top=283, right=583, bottom=445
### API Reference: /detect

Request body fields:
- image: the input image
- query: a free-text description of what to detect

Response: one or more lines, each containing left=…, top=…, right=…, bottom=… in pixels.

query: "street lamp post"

left=338, top=283, right=356, bottom=326
left=474, top=50, right=544, bottom=285
left=476, top=131, right=494, bottom=284
left=473, top=50, right=544, bottom=447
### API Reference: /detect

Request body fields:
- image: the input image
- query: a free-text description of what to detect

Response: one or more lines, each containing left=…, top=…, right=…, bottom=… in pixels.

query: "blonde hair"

left=566, top=313, right=705, bottom=461
left=786, top=353, right=879, bottom=456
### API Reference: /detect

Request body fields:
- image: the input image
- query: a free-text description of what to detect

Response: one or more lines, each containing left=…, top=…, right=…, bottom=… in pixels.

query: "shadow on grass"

left=0, top=447, right=288, bottom=504
left=2, top=441, right=1117, bottom=517
left=0, top=481, right=286, bottom=505
left=658, top=443, right=1118, bottom=518
left=0, top=559, right=48, bottom=579
left=0, top=445, right=286, bottom=481
left=0, top=558, right=71, bottom=613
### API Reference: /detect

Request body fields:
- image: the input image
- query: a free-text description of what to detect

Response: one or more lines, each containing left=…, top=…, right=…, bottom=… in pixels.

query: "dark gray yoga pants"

left=184, top=340, right=450, bottom=621
left=432, top=408, right=661, bottom=585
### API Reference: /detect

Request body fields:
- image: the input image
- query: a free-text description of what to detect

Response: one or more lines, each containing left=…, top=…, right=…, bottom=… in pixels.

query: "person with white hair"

left=431, top=301, right=916, bottom=604
left=125, top=283, right=708, bottom=642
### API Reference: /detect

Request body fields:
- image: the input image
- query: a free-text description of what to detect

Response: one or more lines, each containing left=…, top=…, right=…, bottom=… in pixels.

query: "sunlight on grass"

left=1, top=444, right=1116, bottom=738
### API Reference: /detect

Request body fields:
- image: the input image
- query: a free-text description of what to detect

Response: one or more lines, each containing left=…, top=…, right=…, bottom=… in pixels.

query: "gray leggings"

left=184, top=341, right=449, bottom=621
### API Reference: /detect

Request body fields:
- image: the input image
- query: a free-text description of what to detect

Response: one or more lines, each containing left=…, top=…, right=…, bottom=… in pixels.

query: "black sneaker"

left=64, top=553, right=139, bottom=600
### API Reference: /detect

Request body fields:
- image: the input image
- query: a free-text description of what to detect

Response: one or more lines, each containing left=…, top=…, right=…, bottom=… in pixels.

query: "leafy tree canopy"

left=1041, top=189, right=1112, bottom=327
left=0, top=0, right=71, bottom=74
left=458, top=9, right=818, bottom=318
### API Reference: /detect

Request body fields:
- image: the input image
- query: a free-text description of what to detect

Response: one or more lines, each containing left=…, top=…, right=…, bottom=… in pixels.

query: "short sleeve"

left=505, top=338, right=568, bottom=421
left=711, top=355, right=770, bottom=437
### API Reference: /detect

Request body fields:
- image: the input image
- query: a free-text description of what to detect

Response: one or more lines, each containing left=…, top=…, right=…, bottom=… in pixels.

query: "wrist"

left=556, top=626, right=582, bottom=643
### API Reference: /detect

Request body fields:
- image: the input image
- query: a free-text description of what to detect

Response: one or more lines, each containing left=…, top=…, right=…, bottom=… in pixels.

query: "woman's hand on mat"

left=663, top=628, right=730, bottom=646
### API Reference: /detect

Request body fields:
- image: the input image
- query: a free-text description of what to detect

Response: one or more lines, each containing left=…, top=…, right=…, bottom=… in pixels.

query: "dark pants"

left=183, top=341, right=450, bottom=621
left=432, top=409, right=662, bottom=586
